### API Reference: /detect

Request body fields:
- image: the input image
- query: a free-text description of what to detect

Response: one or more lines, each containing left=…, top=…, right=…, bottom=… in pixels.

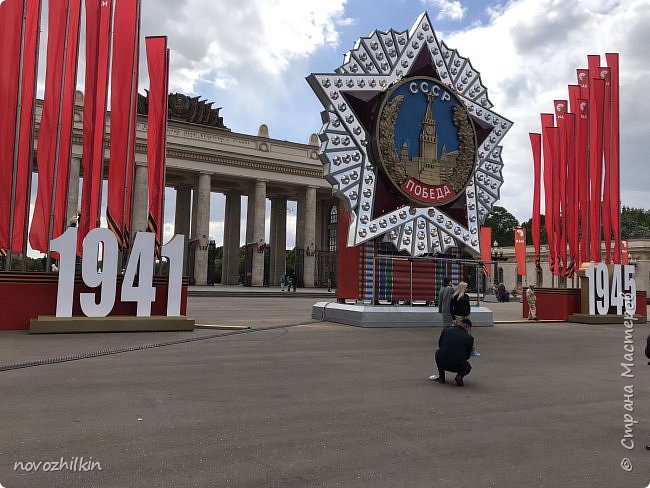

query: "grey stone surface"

left=0, top=294, right=649, bottom=487
left=312, top=302, right=493, bottom=327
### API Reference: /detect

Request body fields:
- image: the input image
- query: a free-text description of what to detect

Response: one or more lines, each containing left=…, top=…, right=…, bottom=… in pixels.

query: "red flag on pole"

left=145, top=35, right=169, bottom=255
left=606, top=53, right=621, bottom=264
left=564, top=113, right=577, bottom=277
left=0, top=0, right=40, bottom=253
left=29, top=0, right=82, bottom=253
left=529, top=133, right=542, bottom=270
left=0, top=0, right=23, bottom=251
left=541, top=113, right=556, bottom=274
left=480, top=226, right=491, bottom=275
left=107, top=0, right=141, bottom=249
left=588, top=76, right=605, bottom=263
left=599, top=66, right=612, bottom=263
left=554, top=100, right=568, bottom=274
left=577, top=69, right=589, bottom=99
left=78, top=0, right=113, bottom=253
left=547, top=126, right=562, bottom=276
left=514, top=228, right=526, bottom=276
left=576, top=97, right=590, bottom=265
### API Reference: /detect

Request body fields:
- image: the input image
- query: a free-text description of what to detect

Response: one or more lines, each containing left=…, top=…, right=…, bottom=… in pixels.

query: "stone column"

left=174, top=185, right=192, bottom=273
left=131, top=164, right=149, bottom=234
left=66, top=157, right=81, bottom=227
left=245, top=182, right=255, bottom=244
left=222, top=191, right=241, bottom=285
left=194, top=173, right=211, bottom=286
left=269, top=198, right=287, bottom=287
left=191, top=175, right=199, bottom=239
left=295, top=195, right=305, bottom=250
left=251, top=179, right=266, bottom=286
left=174, top=186, right=192, bottom=238
left=303, top=186, right=317, bottom=288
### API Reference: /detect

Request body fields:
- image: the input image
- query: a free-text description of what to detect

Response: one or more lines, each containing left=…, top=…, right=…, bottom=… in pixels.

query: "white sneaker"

left=428, top=374, right=440, bottom=381
left=471, top=350, right=481, bottom=357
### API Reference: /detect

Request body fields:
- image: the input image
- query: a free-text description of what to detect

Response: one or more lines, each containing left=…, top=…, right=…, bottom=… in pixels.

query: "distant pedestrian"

left=429, top=317, right=474, bottom=386
left=526, top=284, right=537, bottom=320
left=281, top=274, right=286, bottom=291
left=437, top=277, right=455, bottom=326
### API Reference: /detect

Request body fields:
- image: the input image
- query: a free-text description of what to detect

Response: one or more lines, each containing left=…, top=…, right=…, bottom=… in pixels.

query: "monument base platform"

left=312, top=302, right=493, bottom=327
left=29, top=316, right=195, bottom=334
left=567, top=314, right=647, bottom=325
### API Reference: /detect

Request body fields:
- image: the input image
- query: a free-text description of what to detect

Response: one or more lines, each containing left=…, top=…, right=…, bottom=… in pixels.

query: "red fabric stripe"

left=108, top=0, right=140, bottom=248
left=30, top=0, right=81, bottom=253
left=78, top=0, right=113, bottom=253
left=576, top=98, right=589, bottom=266
left=599, top=67, right=612, bottom=263
left=588, top=77, right=605, bottom=262
left=145, top=36, right=168, bottom=250
left=564, top=113, right=577, bottom=275
left=547, top=126, right=561, bottom=276
left=606, top=53, right=621, bottom=264
left=540, top=114, right=555, bottom=273
left=0, top=0, right=24, bottom=250
left=529, top=133, right=542, bottom=268
left=479, top=226, right=491, bottom=274
left=554, top=100, right=568, bottom=273
left=514, top=228, right=526, bottom=276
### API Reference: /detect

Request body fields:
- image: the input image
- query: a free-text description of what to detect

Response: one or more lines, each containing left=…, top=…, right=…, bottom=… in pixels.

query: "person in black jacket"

left=431, top=317, right=474, bottom=386
left=450, top=281, right=471, bottom=322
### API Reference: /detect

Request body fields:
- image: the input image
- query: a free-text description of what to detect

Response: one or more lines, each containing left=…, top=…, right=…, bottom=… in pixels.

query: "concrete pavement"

left=0, top=294, right=649, bottom=487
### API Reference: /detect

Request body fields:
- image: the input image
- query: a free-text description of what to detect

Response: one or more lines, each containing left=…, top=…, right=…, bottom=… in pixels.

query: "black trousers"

left=435, top=350, right=471, bottom=377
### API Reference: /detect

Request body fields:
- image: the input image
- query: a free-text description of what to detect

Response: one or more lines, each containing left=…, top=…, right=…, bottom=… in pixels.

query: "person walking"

left=526, top=283, right=537, bottom=320
left=437, top=277, right=455, bottom=326
left=430, top=317, right=475, bottom=386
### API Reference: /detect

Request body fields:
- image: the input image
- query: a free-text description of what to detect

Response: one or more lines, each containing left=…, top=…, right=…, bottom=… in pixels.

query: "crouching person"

left=432, top=317, right=474, bottom=387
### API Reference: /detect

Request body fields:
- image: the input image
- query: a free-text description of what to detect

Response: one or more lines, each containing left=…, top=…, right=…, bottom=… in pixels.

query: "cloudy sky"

left=29, top=0, right=650, bottom=252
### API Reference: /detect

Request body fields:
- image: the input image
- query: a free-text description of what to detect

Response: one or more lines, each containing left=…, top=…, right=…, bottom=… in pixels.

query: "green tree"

left=621, top=206, right=650, bottom=239
left=483, top=206, right=519, bottom=246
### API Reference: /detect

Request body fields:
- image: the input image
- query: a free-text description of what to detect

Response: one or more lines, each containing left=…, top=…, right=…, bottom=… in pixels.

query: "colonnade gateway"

left=47, top=92, right=338, bottom=287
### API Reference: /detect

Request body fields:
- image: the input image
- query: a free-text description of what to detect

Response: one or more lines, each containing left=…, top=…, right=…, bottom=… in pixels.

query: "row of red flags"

left=479, top=226, right=629, bottom=279
left=0, top=0, right=169, bottom=258
left=530, top=53, right=622, bottom=277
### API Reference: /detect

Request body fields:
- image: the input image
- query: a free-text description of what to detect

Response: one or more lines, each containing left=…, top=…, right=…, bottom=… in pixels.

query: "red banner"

left=514, top=228, right=526, bottom=276
left=107, top=0, right=141, bottom=248
left=564, top=113, right=577, bottom=277
left=541, top=113, right=555, bottom=273
left=547, top=126, right=561, bottom=276
left=577, top=69, right=589, bottom=99
left=0, top=0, right=40, bottom=253
left=0, top=0, right=23, bottom=251
left=145, top=36, right=169, bottom=253
left=600, top=67, right=612, bottom=263
left=529, top=133, right=542, bottom=269
left=400, top=177, right=454, bottom=204
left=621, top=240, right=628, bottom=265
left=78, top=0, right=113, bottom=253
left=480, top=226, right=491, bottom=275
left=588, top=77, right=605, bottom=262
left=606, top=53, right=621, bottom=264
left=576, top=98, right=589, bottom=265
left=554, top=100, right=568, bottom=273
left=30, top=0, right=82, bottom=253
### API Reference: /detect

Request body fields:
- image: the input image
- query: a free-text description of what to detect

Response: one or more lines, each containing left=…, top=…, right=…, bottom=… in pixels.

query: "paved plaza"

left=1, top=293, right=649, bottom=487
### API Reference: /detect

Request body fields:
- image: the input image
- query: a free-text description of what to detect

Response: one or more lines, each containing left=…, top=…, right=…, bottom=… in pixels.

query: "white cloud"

left=443, top=0, right=650, bottom=221
left=140, top=0, right=350, bottom=94
left=423, top=0, right=466, bottom=21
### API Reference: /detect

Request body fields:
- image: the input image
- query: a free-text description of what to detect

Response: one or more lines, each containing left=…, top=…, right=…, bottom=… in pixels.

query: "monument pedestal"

left=29, top=316, right=195, bottom=334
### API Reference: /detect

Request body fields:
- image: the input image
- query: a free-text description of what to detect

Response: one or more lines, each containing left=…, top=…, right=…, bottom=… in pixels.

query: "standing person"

left=281, top=274, right=286, bottom=291
left=450, top=281, right=480, bottom=357
left=437, top=277, right=455, bottom=326
left=526, top=284, right=537, bottom=320
left=429, top=317, right=474, bottom=386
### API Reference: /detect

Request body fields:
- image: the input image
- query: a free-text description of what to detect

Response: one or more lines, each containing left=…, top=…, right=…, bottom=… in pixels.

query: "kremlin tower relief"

left=399, top=92, right=457, bottom=186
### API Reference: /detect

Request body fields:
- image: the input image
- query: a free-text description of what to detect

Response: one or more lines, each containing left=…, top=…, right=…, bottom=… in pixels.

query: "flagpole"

left=7, top=0, right=29, bottom=271
left=46, top=0, right=73, bottom=273
left=121, top=0, right=142, bottom=261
